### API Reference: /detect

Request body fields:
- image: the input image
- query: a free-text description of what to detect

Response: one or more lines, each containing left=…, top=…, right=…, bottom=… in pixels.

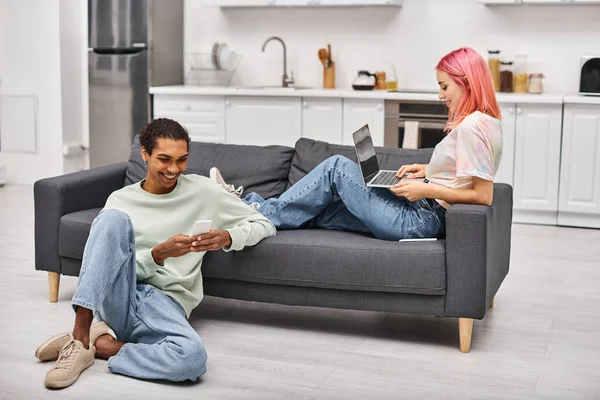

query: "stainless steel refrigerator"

left=88, top=0, right=184, bottom=168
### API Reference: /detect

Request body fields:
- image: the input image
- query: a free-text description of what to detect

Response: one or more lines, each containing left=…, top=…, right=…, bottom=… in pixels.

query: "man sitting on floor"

left=35, top=118, right=276, bottom=389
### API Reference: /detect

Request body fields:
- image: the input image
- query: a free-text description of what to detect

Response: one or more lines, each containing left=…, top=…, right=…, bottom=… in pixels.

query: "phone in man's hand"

left=190, top=220, right=212, bottom=236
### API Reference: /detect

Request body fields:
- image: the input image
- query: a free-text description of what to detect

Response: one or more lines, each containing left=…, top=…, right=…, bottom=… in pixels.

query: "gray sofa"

left=34, top=137, right=513, bottom=353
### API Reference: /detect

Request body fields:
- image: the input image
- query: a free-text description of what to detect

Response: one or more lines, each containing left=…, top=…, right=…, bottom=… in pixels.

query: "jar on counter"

left=514, top=54, right=528, bottom=93
left=500, top=61, right=514, bottom=93
left=488, top=50, right=501, bottom=92
left=528, top=73, right=544, bottom=94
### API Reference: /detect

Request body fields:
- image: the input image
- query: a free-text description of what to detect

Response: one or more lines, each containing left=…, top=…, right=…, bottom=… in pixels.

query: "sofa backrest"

left=288, top=138, right=435, bottom=187
left=125, top=136, right=295, bottom=199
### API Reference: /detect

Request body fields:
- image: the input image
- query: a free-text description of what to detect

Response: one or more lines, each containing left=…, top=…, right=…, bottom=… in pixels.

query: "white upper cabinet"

left=478, top=0, right=522, bottom=4
left=204, top=0, right=403, bottom=6
left=558, top=104, right=600, bottom=228
left=302, top=98, right=343, bottom=144
left=495, top=104, right=516, bottom=187
left=480, top=0, right=600, bottom=4
left=512, top=104, right=563, bottom=225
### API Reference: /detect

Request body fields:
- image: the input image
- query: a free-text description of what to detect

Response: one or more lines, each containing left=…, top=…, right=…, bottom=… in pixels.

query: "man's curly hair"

left=139, top=118, right=190, bottom=155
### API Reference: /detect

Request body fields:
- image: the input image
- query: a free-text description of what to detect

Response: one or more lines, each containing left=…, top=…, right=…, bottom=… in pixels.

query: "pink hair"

left=436, top=47, right=501, bottom=131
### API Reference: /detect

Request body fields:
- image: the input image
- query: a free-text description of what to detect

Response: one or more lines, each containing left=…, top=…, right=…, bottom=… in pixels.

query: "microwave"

left=580, top=56, right=600, bottom=96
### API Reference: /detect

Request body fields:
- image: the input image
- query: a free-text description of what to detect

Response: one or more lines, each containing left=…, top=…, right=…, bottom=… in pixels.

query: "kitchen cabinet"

left=342, top=99, right=385, bottom=146
left=301, top=98, right=343, bottom=144
left=224, top=96, right=302, bottom=147
left=480, top=0, right=600, bottom=4
left=512, top=104, right=563, bottom=225
left=495, top=104, right=516, bottom=187
left=523, top=0, right=600, bottom=3
left=478, top=0, right=522, bottom=4
left=204, top=0, right=403, bottom=6
left=153, top=95, right=226, bottom=143
left=558, top=104, right=600, bottom=228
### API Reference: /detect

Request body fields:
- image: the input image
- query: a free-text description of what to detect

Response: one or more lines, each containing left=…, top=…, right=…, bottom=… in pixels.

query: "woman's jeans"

left=72, top=209, right=207, bottom=382
left=243, top=155, right=446, bottom=241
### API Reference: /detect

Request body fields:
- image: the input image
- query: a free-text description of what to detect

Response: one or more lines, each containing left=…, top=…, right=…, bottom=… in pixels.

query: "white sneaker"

left=210, top=167, right=244, bottom=198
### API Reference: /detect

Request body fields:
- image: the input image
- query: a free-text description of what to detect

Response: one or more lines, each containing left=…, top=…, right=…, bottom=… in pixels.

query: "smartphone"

left=190, top=220, right=212, bottom=236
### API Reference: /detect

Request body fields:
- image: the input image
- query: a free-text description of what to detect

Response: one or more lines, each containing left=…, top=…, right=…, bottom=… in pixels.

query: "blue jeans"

left=72, top=209, right=207, bottom=382
left=243, top=155, right=446, bottom=241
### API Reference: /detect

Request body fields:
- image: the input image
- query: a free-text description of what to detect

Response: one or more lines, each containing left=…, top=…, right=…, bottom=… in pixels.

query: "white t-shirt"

left=425, top=111, right=502, bottom=207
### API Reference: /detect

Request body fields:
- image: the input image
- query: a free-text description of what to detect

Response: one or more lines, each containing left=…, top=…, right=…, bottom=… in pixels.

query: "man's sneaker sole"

left=45, top=358, right=94, bottom=389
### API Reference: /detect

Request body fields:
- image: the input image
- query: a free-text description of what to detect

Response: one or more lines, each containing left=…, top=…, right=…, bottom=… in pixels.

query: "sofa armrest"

left=34, top=163, right=127, bottom=274
left=443, top=183, right=513, bottom=319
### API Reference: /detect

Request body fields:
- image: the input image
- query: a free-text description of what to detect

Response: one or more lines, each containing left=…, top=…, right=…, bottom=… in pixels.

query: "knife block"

left=323, top=62, right=335, bottom=89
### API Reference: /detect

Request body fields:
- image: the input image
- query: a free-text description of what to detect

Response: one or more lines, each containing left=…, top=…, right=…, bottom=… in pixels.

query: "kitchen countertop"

left=150, top=85, right=598, bottom=105
left=563, top=95, right=600, bottom=105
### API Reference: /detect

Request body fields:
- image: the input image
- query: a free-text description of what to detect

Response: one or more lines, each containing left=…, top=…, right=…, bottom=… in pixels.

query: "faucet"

left=261, top=36, right=294, bottom=87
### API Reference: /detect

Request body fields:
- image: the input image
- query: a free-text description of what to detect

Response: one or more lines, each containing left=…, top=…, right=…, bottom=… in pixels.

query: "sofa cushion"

left=288, top=138, right=435, bottom=187
left=58, top=210, right=446, bottom=295
left=59, top=208, right=102, bottom=259
left=203, top=230, right=446, bottom=295
left=125, top=136, right=295, bottom=199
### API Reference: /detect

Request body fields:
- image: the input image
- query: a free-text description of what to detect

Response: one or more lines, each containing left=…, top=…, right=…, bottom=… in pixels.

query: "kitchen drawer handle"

left=303, top=101, right=308, bottom=108
left=508, top=108, right=514, bottom=115
left=517, top=107, right=522, bottom=115
left=377, top=104, right=383, bottom=111
left=225, top=100, right=231, bottom=107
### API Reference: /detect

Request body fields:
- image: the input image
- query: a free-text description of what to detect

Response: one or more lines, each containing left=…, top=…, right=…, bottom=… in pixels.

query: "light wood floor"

left=1, top=184, right=599, bottom=399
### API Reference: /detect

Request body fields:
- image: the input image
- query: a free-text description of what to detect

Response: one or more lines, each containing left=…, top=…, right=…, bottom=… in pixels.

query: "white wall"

left=0, top=0, right=64, bottom=184
left=0, top=0, right=87, bottom=184
left=185, top=0, right=600, bottom=94
left=59, top=0, right=88, bottom=174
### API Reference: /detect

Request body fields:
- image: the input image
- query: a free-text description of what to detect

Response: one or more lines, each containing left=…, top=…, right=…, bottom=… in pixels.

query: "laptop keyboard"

left=370, top=171, right=401, bottom=186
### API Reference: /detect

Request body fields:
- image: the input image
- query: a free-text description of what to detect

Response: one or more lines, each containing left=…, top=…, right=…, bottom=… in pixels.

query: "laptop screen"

left=352, top=125, right=380, bottom=182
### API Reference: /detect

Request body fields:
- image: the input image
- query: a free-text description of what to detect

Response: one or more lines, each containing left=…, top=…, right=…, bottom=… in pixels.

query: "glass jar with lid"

left=500, top=61, right=514, bottom=93
left=488, top=50, right=501, bottom=92
left=514, top=54, right=528, bottom=93
left=528, top=73, right=544, bottom=94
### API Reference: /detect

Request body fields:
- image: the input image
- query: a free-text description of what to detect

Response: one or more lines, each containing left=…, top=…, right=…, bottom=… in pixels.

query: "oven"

left=384, top=100, right=448, bottom=149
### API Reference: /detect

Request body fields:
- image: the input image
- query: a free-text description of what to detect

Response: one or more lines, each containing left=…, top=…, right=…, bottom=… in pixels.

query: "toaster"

left=580, top=56, right=600, bottom=96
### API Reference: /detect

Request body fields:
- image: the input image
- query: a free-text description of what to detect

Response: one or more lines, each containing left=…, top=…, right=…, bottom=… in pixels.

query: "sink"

left=241, top=85, right=314, bottom=90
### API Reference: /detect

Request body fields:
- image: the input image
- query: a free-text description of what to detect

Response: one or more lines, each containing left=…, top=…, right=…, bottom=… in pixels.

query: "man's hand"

left=190, top=230, right=232, bottom=252
left=152, top=234, right=197, bottom=265
left=396, top=163, right=427, bottom=179
left=151, top=230, right=232, bottom=264
left=389, top=181, right=432, bottom=202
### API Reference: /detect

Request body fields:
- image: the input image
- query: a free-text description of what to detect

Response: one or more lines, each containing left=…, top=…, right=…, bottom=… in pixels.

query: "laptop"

left=352, top=124, right=408, bottom=188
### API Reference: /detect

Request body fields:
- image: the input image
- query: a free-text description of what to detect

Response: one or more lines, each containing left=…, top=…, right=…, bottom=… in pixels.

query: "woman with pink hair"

left=211, top=47, right=502, bottom=241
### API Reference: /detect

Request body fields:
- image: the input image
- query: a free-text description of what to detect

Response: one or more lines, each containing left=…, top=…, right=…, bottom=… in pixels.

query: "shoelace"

left=54, top=341, right=79, bottom=370
left=226, top=184, right=244, bottom=196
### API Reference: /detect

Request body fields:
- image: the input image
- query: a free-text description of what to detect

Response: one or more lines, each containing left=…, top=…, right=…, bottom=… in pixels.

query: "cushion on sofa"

left=288, top=138, right=435, bottom=187
left=125, top=136, right=295, bottom=199
left=59, top=208, right=103, bottom=259
left=202, top=229, right=446, bottom=295
left=58, top=210, right=446, bottom=295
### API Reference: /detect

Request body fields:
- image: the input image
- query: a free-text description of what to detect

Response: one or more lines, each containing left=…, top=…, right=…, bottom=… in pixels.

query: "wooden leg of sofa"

left=48, top=272, right=60, bottom=303
left=458, top=318, right=473, bottom=353
left=489, top=298, right=495, bottom=308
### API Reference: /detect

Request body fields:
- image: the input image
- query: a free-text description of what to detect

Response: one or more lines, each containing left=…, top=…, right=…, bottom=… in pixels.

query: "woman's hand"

left=389, top=181, right=431, bottom=202
left=396, top=163, right=427, bottom=179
